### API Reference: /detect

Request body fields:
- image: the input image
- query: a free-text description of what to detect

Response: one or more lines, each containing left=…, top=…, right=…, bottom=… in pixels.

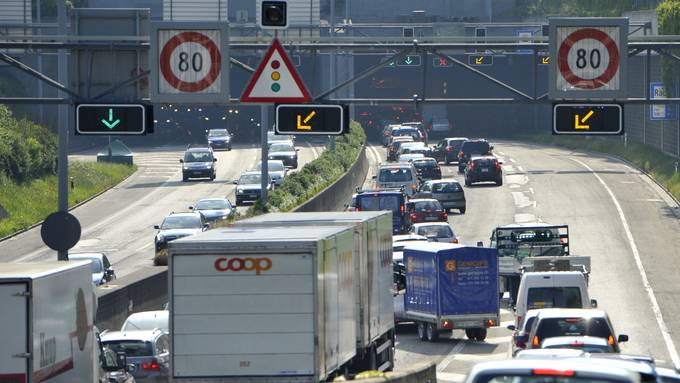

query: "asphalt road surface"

left=0, top=140, right=324, bottom=278
left=362, top=140, right=680, bottom=381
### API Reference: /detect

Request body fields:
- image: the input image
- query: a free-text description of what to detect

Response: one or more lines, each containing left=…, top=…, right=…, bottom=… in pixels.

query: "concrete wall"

left=360, top=362, right=436, bottom=383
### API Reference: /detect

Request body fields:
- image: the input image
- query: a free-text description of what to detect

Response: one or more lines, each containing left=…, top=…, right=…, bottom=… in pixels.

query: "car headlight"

left=237, top=188, right=244, bottom=194
left=156, top=234, right=165, bottom=242
left=183, top=165, right=189, bottom=170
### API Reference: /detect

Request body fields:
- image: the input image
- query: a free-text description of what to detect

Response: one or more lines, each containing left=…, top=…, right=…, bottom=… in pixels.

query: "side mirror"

left=213, top=158, right=218, bottom=162
left=372, top=175, right=377, bottom=179
left=153, top=225, right=160, bottom=229
left=506, top=324, right=517, bottom=331
left=618, top=334, right=629, bottom=343
left=295, top=148, right=300, bottom=152
left=590, top=299, right=598, bottom=308
left=179, top=159, right=184, bottom=163
left=476, top=241, right=484, bottom=247
left=232, top=180, right=238, bottom=185
left=188, top=206, right=194, bottom=210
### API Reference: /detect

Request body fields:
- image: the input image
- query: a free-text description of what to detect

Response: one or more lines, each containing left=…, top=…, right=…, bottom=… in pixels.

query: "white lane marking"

left=511, top=192, right=534, bottom=209
left=515, top=213, right=536, bottom=223
left=517, top=165, right=525, bottom=172
left=571, top=157, right=680, bottom=368
left=639, top=199, right=664, bottom=202
left=529, top=187, right=535, bottom=195
left=437, top=372, right=466, bottom=383
left=134, top=243, right=152, bottom=253
left=305, top=140, right=320, bottom=159
left=498, top=151, right=506, bottom=155
left=437, top=341, right=466, bottom=372
left=509, top=158, right=517, bottom=163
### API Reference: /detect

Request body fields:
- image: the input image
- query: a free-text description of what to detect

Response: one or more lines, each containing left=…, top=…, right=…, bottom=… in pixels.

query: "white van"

left=514, top=271, right=596, bottom=326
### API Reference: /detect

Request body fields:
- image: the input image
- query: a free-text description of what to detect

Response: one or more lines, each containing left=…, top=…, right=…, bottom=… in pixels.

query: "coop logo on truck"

left=214, top=257, right=272, bottom=275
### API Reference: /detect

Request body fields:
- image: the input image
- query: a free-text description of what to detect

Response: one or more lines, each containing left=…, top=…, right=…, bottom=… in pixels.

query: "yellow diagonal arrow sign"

left=574, top=110, right=594, bottom=130
left=475, top=56, right=484, bottom=65
left=542, top=56, right=550, bottom=64
left=296, top=110, right=316, bottom=130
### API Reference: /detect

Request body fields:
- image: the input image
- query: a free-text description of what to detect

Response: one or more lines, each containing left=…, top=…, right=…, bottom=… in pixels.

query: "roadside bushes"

left=248, top=122, right=366, bottom=214
left=0, top=105, right=57, bottom=183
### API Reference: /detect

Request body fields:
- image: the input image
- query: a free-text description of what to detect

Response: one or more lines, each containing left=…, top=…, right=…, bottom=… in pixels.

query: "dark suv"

left=457, top=139, right=492, bottom=173
left=432, top=137, right=468, bottom=165
left=153, top=212, right=208, bottom=265
left=181, top=146, right=217, bottom=181
left=465, top=155, right=503, bottom=186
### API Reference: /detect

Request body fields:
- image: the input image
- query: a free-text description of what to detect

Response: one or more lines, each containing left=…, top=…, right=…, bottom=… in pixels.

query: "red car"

left=405, top=198, right=447, bottom=229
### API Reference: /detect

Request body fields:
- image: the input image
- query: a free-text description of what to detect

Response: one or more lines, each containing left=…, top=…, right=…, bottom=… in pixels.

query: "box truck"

left=168, top=225, right=377, bottom=382
left=238, top=212, right=395, bottom=372
left=0, top=261, right=97, bottom=383
left=403, top=243, right=500, bottom=342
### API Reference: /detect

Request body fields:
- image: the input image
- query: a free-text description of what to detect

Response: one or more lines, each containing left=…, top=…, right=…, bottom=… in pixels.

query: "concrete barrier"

left=95, top=266, right=167, bottom=330
left=354, top=362, right=437, bottom=382
left=294, top=145, right=369, bottom=212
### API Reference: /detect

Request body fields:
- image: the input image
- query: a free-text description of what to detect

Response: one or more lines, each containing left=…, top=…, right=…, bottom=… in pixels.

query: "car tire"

left=444, top=157, right=450, bottom=165
left=475, top=328, right=488, bottom=341
left=182, top=174, right=188, bottom=182
left=210, top=174, right=216, bottom=181
left=460, top=207, right=466, bottom=214
left=465, top=329, right=476, bottom=340
left=417, top=322, right=427, bottom=341
left=465, top=179, right=471, bottom=187
left=496, top=177, right=503, bottom=186
left=426, top=323, right=439, bottom=342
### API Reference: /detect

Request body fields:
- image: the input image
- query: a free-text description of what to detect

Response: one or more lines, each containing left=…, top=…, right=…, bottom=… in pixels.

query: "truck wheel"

left=417, top=322, right=427, bottom=341
left=465, top=329, right=476, bottom=340
left=475, top=328, right=488, bottom=341
left=426, top=323, right=439, bottom=342
left=460, top=207, right=466, bottom=214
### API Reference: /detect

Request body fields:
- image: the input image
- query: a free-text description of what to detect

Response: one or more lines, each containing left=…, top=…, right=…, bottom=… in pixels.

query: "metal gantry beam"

left=0, top=52, right=81, bottom=99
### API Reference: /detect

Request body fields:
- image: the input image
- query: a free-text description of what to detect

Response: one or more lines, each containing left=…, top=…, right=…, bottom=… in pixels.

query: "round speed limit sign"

left=151, top=22, right=229, bottom=103
left=550, top=19, right=627, bottom=99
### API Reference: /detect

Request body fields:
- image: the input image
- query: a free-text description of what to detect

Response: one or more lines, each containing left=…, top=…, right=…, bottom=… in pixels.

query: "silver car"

left=101, top=329, right=169, bottom=383
left=68, top=252, right=115, bottom=286
left=256, top=160, right=287, bottom=186
left=419, top=179, right=466, bottom=214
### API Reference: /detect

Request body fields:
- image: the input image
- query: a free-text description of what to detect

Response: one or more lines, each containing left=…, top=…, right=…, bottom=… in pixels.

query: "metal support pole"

left=329, top=0, right=336, bottom=152
left=260, top=106, right=269, bottom=202
left=644, top=49, right=651, bottom=145
left=57, top=0, right=68, bottom=261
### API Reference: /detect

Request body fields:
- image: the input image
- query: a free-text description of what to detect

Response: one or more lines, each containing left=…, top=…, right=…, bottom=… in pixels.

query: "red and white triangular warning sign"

left=240, top=39, right=312, bottom=103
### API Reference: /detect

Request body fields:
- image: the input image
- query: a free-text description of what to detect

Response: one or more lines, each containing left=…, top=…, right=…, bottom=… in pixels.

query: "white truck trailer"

left=168, top=225, right=374, bottom=382
left=0, top=261, right=97, bottom=383
left=238, top=212, right=395, bottom=372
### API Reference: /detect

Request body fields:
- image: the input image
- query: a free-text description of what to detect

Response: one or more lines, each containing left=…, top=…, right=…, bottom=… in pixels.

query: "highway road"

left=0, top=140, right=324, bottom=278
left=363, top=140, right=680, bottom=381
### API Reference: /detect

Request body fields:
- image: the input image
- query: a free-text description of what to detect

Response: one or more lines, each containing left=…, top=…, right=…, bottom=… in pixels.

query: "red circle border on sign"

left=159, top=31, right=221, bottom=92
left=557, top=28, right=619, bottom=90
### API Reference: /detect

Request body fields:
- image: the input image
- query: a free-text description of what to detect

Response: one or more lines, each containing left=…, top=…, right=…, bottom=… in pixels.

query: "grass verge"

left=0, top=161, right=137, bottom=238
left=520, top=133, right=680, bottom=201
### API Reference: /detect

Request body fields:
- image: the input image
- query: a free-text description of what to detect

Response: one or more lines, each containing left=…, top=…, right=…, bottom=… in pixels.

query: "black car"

left=411, top=157, right=442, bottom=181
left=206, top=129, right=232, bottom=150
left=432, top=137, right=468, bottom=165
left=153, top=212, right=208, bottom=265
left=181, top=147, right=217, bottom=181
left=189, top=198, right=236, bottom=222
left=457, top=139, right=492, bottom=173
left=464, top=155, right=503, bottom=186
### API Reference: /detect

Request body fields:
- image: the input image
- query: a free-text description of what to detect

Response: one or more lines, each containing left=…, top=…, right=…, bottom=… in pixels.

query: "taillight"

left=441, top=320, right=454, bottom=329
left=532, top=336, right=539, bottom=347
left=486, top=319, right=495, bottom=327
left=442, top=212, right=448, bottom=220
left=411, top=213, right=417, bottom=220
left=516, top=340, right=526, bottom=349
left=355, top=207, right=360, bottom=212
left=400, top=204, right=405, bottom=214
left=446, top=147, right=453, bottom=152
left=143, top=359, right=161, bottom=371
left=452, top=238, right=458, bottom=244
left=533, top=369, right=575, bottom=377
left=411, top=184, right=417, bottom=192
left=458, top=150, right=464, bottom=157
left=469, top=162, right=475, bottom=170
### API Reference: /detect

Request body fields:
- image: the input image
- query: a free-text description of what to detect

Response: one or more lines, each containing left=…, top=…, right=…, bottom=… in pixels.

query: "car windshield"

left=70, top=256, right=103, bottom=273
left=527, top=287, right=583, bottom=310
left=270, top=143, right=295, bottom=152
left=413, top=160, right=437, bottom=169
left=195, top=200, right=230, bottom=210
left=379, top=168, right=413, bottom=182
left=413, top=200, right=443, bottom=211
left=184, top=151, right=212, bottom=162
left=462, top=141, right=490, bottom=154
left=357, top=195, right=401, bottom=212
left=257, top=162, right=285, bottom=171
left=161, top=215, right=202, bottom=229
left=432, top=182, right=462, bottom=193
left=416, top=225, right=453, bottom=238
left=121, top=315, right=168, bottom=332
left=534, top=317, right=613, bottom=340
left=239, top=174, right=262, bottom=184
left=208, top=130, right=229, bottom=137
left=103, top=340, right=154, bottom=357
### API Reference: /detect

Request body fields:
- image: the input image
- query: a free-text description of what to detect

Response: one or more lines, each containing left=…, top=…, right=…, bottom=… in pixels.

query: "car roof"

left=357, top=190, right=404, bottom=196
left=241, top=170, right=262, bottom=176
left=514, top=349, right=586, bottom=359
left=408, top=198, right=440, bottom=203
left=463, top=138, right=489, bottom=143
left=68, top=253, right=104, bottom=261
left=445, top=137, right=468, bottom=141
left=166, top=212, right=201, bottom=218
left=393, top=234, right=428, bottom=242
left=101, top=330, right=163, bottom=342
left=496, top=222, right=562, bottom=229
left=426, top=178, right=460, bottom=184
left=379, top=163, right=413, bottom=169
left=196, top=197, right=229, bottom=203
left=412, top=157, right=437, bottom=163
left=470, top=155, right=497, bottom=160
left=535, top=308, right=608, bottom=319
left=125, top=310, right=168, bottom=320
left=208, top=128, right=228, bottom=132
left=186, top=146, right=212, bottom=152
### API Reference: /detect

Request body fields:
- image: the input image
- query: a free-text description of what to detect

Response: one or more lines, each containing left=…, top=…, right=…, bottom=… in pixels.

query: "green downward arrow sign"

left=404, top=56, right=413, bottom=65
left=101, top=108, right=121, bottom=129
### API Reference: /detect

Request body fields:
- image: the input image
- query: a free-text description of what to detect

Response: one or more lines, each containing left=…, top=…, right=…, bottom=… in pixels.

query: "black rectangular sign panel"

left=553, top=104, right=623, bottom=135
left=76, top=104, right=148, bottom=135
left=275, top=104, right=346, bottom=135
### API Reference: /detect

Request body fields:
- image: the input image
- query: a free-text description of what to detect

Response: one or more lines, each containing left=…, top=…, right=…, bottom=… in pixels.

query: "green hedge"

left=658, top=0, right=680, bottom=91
left=247, top=122, right=366, bottom=215
left=0, top=105, right=57, bottom=183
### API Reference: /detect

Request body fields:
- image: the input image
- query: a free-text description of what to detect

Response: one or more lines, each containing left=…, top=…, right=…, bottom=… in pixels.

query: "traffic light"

left=260, top=1, right=287, bottom=29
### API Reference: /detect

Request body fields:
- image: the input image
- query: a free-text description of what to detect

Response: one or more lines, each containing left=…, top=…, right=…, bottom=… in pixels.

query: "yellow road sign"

left=541, top=56, right=550, bottom=65
left=475, top=56, right=484, bottom=65
left=574, top=110, right=595, bottom=130
left=296, top=111, right=315, bottom=130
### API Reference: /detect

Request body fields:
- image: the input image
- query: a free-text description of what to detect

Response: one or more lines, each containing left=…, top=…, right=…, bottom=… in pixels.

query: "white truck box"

left=167, top=225, right=357, bottom=382
left=238, top=212, right=395, bottom=354
left=0, top=261, right=96, bottom=383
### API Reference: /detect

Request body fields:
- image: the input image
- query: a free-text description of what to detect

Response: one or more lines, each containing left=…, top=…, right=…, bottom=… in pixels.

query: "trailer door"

left=0, top=283, right=28, bottom=383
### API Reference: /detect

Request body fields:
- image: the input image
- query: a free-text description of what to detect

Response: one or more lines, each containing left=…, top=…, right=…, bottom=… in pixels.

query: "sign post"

left=150, top=22, right=229, bottom=103
left=549, top=18, right=628, bottom=100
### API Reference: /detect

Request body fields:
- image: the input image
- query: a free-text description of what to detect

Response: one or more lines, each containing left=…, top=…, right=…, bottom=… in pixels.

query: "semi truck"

left=490, top=223, right=591, bottom=302
left=0, top=261, right=98, bottom=383
left=238, top=212, right=395, bottom=372
left=167, top=224, right=389, bottom=382
left=402, top=243, right=500, bottom=342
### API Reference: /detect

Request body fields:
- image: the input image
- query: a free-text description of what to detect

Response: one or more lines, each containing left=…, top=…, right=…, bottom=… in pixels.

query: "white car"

left=464, top=360, right=639, bottom=383
left=397, top=153, right=425, bottom=163
left=410, top=222, right=457, bottom=243
left=121, top=310, right=169, bottom=333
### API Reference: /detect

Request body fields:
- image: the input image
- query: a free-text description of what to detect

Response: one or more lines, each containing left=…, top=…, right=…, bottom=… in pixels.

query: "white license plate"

left=425, top=216, right=438, bottom=221
left=457, top=321, right=482, bottom=328
left=481, top=168, right=489, bottom=172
